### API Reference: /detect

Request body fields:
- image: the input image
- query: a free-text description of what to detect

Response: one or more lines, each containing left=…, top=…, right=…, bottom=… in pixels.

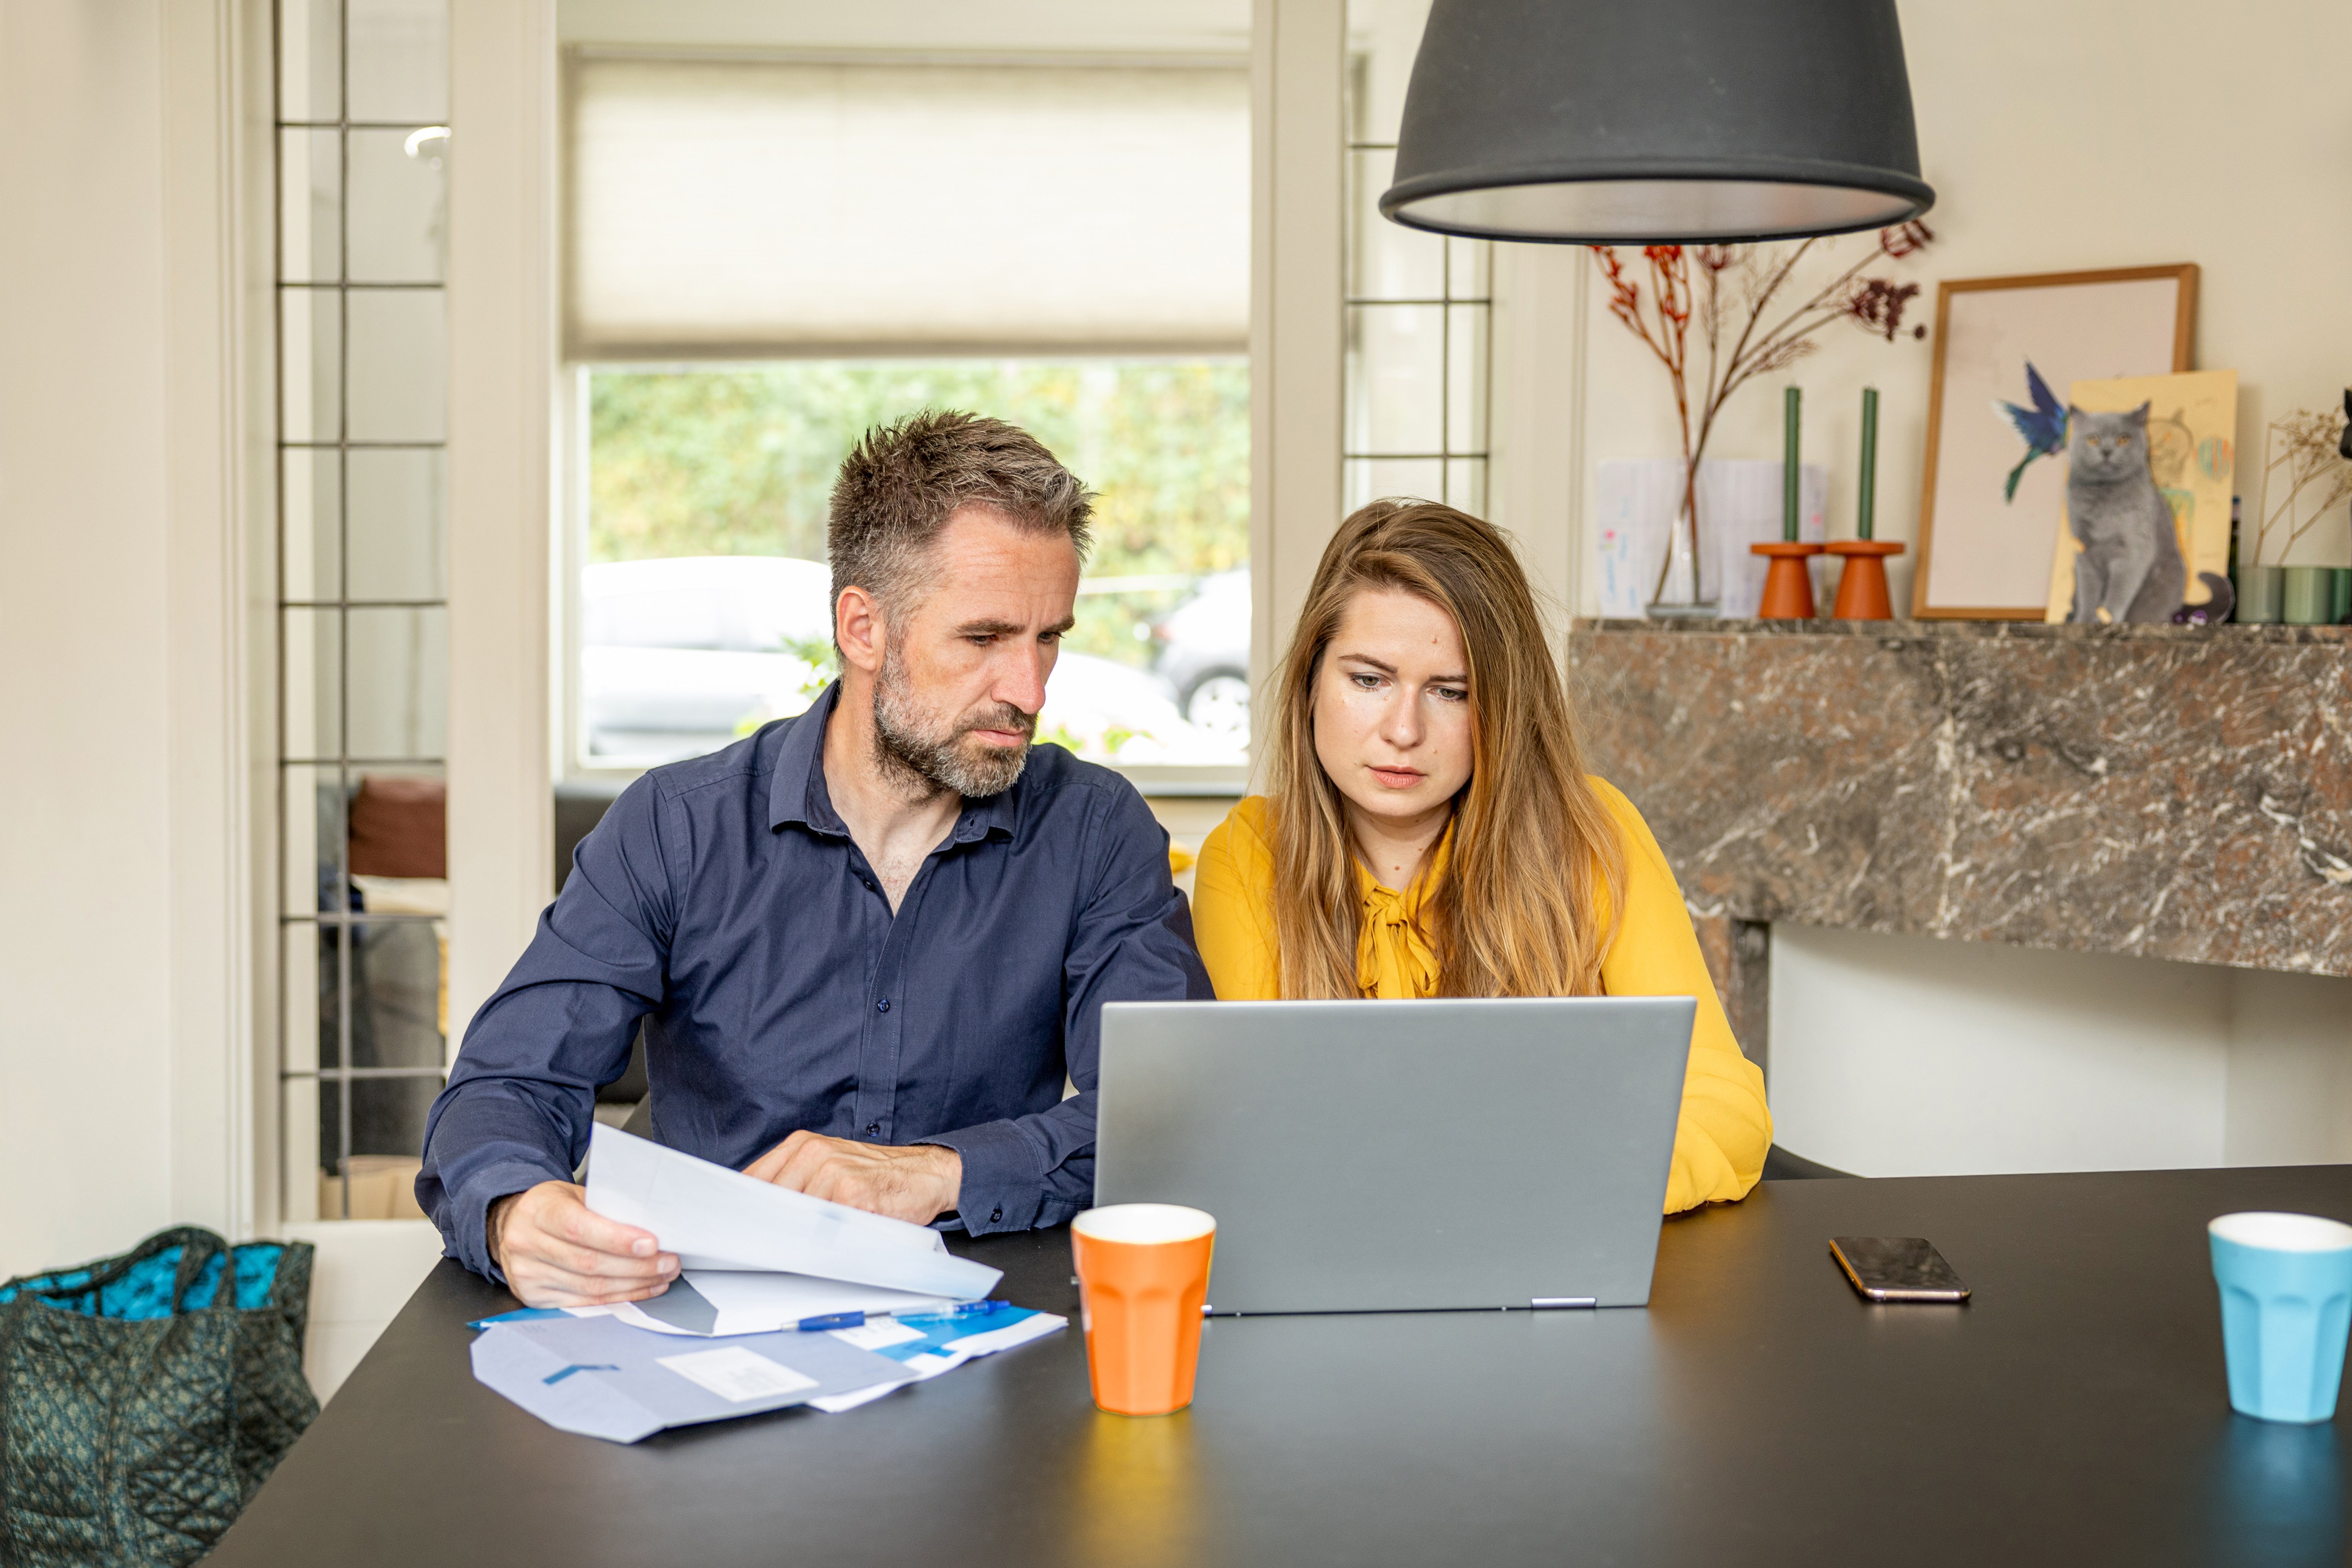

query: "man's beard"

left=871, top=649, right=1036, bottom=799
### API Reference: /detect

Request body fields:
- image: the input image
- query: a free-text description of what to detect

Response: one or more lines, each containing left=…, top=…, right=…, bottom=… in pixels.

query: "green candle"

left=1782, top=386, right=1802, bottom=542
left=1858, top=387, right=1880, bottom=542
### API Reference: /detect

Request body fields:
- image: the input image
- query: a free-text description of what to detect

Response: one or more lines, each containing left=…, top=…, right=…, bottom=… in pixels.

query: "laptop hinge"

left=1530, top=1296, right=1598, bottom=1310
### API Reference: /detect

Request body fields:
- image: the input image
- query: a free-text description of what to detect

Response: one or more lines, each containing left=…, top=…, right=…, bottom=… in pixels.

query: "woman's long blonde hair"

left=1266, top=500, right=1625, bottom=999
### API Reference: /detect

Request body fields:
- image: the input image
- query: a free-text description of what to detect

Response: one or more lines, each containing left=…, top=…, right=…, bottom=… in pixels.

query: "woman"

left=1192, top=500, right=1771, bottom=1212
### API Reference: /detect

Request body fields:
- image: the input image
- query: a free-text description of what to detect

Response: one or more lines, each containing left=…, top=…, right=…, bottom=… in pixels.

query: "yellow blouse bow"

left=1352, top=820, right=1453, bottom=998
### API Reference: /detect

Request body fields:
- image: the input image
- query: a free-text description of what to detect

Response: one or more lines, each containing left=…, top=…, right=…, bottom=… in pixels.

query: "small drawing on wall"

left=1913, top=265, right=2197, bottom=619
left=1593, top=460, right=1826, bottom=619
left=2043, top=370, right=2237, bottom=625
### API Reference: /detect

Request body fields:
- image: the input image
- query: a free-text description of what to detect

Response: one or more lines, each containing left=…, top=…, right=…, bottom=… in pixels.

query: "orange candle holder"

left=1825, top=539, right=1904, bottom=620
left=1750, top=541, right=1824, bottom=619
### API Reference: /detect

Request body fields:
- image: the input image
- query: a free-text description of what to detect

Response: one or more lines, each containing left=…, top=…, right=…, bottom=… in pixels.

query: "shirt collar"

left=768, top=682, right=846, bottom=835
left=768, top=680, right=1020, bottom=845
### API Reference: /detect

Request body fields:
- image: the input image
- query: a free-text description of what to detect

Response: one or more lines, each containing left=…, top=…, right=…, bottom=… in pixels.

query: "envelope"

left=469, top=1311, right=917, bottom=1443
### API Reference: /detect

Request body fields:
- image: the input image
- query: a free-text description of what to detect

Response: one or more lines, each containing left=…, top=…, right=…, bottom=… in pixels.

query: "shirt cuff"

left=437, top=1158, right=571, bottom=1284
left=917, top=1121, right=1045, bottom=1235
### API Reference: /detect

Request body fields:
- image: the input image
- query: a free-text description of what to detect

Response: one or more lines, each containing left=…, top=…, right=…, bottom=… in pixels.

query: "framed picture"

left=1913, top=265, right=2197, bottom=619
left=2043, top=370, right=2237, bottom=624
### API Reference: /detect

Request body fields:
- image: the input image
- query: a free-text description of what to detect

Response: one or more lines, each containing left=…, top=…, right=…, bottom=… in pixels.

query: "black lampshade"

left=1381, top=0, right=1934, bottom=245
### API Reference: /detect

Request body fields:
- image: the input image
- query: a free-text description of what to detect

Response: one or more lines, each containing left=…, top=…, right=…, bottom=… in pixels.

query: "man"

left=418, top=411, right=1212, bottom=1307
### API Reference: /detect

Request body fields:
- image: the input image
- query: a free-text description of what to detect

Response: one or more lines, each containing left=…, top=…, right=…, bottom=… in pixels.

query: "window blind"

left=566, top=54, right=1251, bottom=359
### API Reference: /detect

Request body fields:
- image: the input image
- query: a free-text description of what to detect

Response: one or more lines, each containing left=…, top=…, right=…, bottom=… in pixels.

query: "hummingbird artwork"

left=1993, top=360, right=2067, bottom=503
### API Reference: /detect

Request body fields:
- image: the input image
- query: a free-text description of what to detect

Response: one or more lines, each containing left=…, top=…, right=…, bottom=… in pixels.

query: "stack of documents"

left=466, top=1127, right=1063, bottom=1442
left=585, top=1123, right=1003, bottom=1315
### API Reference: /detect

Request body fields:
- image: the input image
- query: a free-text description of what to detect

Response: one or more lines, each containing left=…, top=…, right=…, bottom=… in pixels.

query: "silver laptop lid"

left=1095, top=997, right=1695, bottom=1313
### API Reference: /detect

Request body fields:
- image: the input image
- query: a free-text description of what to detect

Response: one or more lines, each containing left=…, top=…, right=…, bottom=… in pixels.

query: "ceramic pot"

left=2238, top=563, right=2285, bottom=624
left=2282, top=565, right=2336, bottom=626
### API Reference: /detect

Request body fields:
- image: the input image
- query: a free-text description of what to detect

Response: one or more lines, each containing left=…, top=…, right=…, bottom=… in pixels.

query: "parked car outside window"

left=582, top=557, right=1243, bottom=767
left=1149, top=568, right=1250, bottom=741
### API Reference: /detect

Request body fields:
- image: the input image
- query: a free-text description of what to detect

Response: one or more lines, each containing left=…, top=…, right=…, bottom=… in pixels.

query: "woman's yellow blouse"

left=1190, top=781, right=1771, bottom=1213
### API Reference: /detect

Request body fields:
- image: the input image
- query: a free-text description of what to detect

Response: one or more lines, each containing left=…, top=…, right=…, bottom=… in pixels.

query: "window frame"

left=555, top=361, right=1256, bottom=795
left=271, top=0, right=459, bottom=1223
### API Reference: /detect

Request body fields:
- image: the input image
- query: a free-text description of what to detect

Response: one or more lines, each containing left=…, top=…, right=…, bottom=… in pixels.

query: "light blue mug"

left=2210, top=1212, right=2352, bottom=1423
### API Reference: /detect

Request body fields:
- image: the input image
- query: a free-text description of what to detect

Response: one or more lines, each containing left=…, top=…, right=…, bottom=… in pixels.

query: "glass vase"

left=1646, top=492, right=1719, bottom=619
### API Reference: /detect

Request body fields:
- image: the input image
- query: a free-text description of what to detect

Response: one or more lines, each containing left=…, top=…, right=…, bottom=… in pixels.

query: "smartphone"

left=1829, top=1236, right=1971, bottom=1302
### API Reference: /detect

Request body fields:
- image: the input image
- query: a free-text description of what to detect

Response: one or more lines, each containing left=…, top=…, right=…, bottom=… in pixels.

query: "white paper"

left=806, top=1384, right=901, bottom=1414
left=803, top=1310, right=1065, bottom=1416
left=806, top=1350, right=974, bottom=1413
left=655, top=1346, right=820, bottom=1403
left=942, top=1313, right=1067, bottom=1356
left=688, top=1270, right=958, bottom=1335
left=827, top=1318, right=931, bottom=1352
left=1593, top=461, right=1683, bottom=617
left=605, top=1302, right=701, bottom=1336
left=1704, top=461, right=1827, bottom=619
left=606, top=1274, right=961, bottom=1339
left=584, top=1124, right=1002, bottom=1301
left=1593, top=459, right=1828, bottom=618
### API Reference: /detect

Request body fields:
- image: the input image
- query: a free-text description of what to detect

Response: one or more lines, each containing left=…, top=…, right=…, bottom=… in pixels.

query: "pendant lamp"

left=1381, top=0, right=1934, bottom=244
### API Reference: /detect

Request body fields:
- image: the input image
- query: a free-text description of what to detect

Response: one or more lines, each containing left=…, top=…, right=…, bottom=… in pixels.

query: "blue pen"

left=795, top=1310, right=866, bottom=1332
left=893, top=1300, right=1004, bottom=1325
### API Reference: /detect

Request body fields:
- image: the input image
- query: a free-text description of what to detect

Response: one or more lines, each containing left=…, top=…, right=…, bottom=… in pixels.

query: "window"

left=276, top=0, right=452, bottom=1220
left=580, top=359, right=1250, bottom=768
left=1344, top=0, right=1491, bottom=515
left=563, top=51, right=1252, bottom=777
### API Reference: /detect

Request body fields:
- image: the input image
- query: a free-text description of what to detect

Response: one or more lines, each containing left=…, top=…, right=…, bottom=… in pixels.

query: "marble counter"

left=1570, top=620, right=2352, bottom=1056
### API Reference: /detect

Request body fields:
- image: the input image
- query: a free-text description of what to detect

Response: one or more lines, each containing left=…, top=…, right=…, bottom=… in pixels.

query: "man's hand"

left=486, top=1180, right=679, bottom=1308
left=742, top=1133, right=962, bottom=1225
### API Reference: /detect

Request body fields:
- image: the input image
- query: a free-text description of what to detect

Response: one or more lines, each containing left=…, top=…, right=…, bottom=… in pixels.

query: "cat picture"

left=2046, top=371, right=2238, bottom=626
left=2064, top=403, right=2194, bottom=624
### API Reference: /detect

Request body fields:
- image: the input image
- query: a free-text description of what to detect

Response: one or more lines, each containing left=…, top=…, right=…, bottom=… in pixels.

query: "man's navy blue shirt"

left=418, top=684, right=1212, bottom=1279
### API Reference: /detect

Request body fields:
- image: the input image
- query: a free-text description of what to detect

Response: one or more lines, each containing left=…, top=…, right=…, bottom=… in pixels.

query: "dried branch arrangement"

left=2253, top=405, right=2352, bottom=567
left=1592, top=222, right=1934, bottom=603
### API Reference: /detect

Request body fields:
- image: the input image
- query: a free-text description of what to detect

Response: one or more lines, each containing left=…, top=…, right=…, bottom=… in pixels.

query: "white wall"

left=286, top=1219, right=445, bottom=1403
left=1771, top=927, right=2228, bottom=1174
left=0, top=0, right=450, bottom=1396
left=1771, top=926, right=2352, bottom=1178
left=0, top=0, right=260, bottom=1278
left=1571, top=0, right=2352, bottom=615
left=0, top=0, right=172, bottom=1278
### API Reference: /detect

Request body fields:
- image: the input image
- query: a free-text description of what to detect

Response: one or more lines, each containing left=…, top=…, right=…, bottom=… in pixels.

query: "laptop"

left=1094, top=997, right=1695, bottom=1314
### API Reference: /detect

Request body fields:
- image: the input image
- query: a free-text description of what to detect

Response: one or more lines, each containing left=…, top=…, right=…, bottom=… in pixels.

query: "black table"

left=206, top=1166, right=2352, bottom=1566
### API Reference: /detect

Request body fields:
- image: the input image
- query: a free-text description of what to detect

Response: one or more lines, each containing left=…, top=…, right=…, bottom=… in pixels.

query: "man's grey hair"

left=826, top=410, right=1095, bottom=646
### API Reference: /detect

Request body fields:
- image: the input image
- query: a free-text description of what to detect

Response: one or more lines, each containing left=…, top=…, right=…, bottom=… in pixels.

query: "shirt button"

left=876, top=998, right=891, bottom=1013
left=990, top=1206, right=1004, bottom=1224
left=865, top=1122, right=880, bottom=1137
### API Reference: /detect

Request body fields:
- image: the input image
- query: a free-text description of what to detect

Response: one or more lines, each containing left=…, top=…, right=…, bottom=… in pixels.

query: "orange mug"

left=1071, top=1204, right=1216, bottom=1416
